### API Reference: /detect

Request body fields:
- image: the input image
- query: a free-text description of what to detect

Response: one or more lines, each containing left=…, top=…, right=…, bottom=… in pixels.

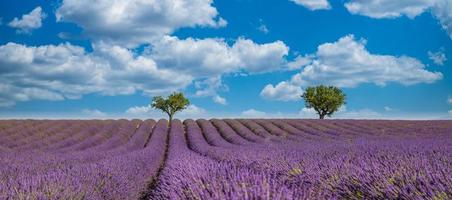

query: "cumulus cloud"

left=290, top=0, right=331, bottom=10
left=195, top=76, right=227, bottom=94
left=448, top=96, right=452, bottom=104
left=344, top=0, right=452, bottom=39
left=56, top=0, right=226, bottom=47
left=291, top=35, right=441, bottom=87
left=126, top=104, right=153, bottom=116
left=287, top=55, right=313, bottom=70
left=2, top=0, right=291, bottom=107
left=261, top=35, right=441, bottom=101
left=428, top=48, right=447, bottom=65
left=0, top=84, right=64, bottom=107
left=230, top=38, right=290, bottom=73
left=344, top=0, right=434, bottom=19
left=8, top=7, right=46, bottom=34
left=432, top=0, right=452, bottom=39
left=260, top=81, right=303, bottom=101
left=0, top=34, right=290, bottom=106
left=0, top=42, right=192, bottom=107
left=241, top=109, right=267, bottom=118
left=449, top=110, right=452, bottom=115
left=150, top=36, right=289, bottom=76
left=193, top=76, right=228, bottom=105
left=148, top=36, right=289, bottom=104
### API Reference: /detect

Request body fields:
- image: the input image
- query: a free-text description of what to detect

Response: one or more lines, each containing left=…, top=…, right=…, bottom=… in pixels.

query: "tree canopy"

left=152, top=92, right=190, bottom=122
left=301, top=85, right=345, bottom=119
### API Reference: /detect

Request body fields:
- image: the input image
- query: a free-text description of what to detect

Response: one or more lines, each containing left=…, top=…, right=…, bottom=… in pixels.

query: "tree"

left=151, top=92, right=190, bottom=123
left=301, top=85, right=345, bottom=119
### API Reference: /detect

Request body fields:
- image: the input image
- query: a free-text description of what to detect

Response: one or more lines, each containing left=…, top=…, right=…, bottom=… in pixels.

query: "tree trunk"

left=168, top=114, right=173, bottom=126
left=319, top=114, right=325, bottom=119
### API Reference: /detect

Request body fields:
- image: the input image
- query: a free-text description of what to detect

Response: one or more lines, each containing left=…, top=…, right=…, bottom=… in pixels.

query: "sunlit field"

left=1, top=119, right=451, bottom=199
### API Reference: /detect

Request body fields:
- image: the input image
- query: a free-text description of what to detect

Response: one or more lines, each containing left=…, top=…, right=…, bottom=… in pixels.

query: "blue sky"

left=0, top=0, right=451, bottom=119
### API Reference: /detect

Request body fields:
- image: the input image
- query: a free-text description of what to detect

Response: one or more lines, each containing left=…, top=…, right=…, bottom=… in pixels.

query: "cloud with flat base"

left=344, top=0, right=452, bottom=39
left=262, top=35, right=442, bottom=101
left=290, top=0, right=331, bottom=10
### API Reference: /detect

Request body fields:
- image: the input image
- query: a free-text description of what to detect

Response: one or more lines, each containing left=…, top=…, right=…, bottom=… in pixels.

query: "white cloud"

left=195, top=76, right=227, bottom=94
left=448, top=110, right=452, bottom=115
left=1, top=2, right=291, bottom=107
left=82, top=109, right=107, bottom=118
left=260, top=81, right=303, bottom=101
left=150, top=36, right=239, bottom=77
left=298, top=107, right=317, bottom=118
left=213, top=95, right=227, bottom=105
left=298, top=106, right=346, bottom=118
left=180, top=105, right=207, bottom=116
left=335, top=108, right=382, bottom=119
left=8, top=7, right=46, bottom=34
left=126, top=104, right=153, bottom=116
left=56, top=0, right=226, bottom=47
left=432, top=0, right=452, bottom=39
left=0, top=42, right=192, bottom=107
left=293, top=35, right=442, bottom=87
left=428, top=48, right=447, bottom=65
left=231, top=38, right=290, bottom=73
left=298, top=105, right=381, bottom=119
left=284, top=35, right=441, bottom=89
left=147, top=35, right=289, bottom=105
left=194, top=76, right=228, bottom=105
left=287, top=55, right=313, bottom=70
left=241, top=109, right=267, bottom=118
left=126, top=104, right=207, bottom=118
left=261, top=35, right=442, bottom=101
left=345, top=0, right=434, bottom=19
left=0, top=33, right=290, bottom=107
left=150, top=36, right=289, bottom=76
left=448, top=96, right=452, bottom=104
left=384, top=106, right=393, bottom=111
left=344, top=0, right=452, bottom=39
left=0, top=82, right=65, bottom=107
left=290, top=0, right=331, bottom=10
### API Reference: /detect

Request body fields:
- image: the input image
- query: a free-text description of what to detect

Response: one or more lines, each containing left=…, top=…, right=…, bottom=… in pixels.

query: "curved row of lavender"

left=0, top=119, right=168, bottom=199
left=1, top=119, right=451, bottom=199
left=152, top=119, right=452, bottom=199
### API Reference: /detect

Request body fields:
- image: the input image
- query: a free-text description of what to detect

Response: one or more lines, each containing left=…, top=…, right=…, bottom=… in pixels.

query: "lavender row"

left=210, top=119, right=253, bottom=145
left=0, top=120, right=167, bottom=199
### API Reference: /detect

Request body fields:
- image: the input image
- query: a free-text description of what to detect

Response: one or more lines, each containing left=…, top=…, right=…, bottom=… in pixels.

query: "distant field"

left=0, top=119, right=451, bottom=199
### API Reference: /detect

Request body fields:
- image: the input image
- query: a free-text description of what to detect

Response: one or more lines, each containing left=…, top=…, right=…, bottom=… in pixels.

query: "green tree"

left=301, top=85, right=345, bottom=119
left=152, top=92, right=190, bottom=123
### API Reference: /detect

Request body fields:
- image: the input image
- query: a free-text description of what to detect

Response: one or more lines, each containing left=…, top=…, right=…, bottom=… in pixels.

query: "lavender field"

left=0, top=119, right=451, bottom=199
